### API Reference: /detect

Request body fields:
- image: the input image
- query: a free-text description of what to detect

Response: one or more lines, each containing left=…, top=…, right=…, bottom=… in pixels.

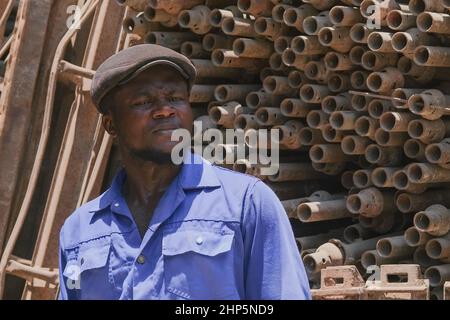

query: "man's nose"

left=152, top=102, right=176, bottom=119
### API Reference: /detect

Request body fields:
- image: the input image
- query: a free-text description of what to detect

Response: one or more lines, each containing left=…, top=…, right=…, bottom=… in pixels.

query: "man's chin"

left=129, top=148, right=175, bottom=164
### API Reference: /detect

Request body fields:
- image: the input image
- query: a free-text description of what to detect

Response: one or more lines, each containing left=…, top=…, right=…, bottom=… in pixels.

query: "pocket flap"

left=78, top=243, right=110, bottom=272
left=162, top=230, right=234, bottom=257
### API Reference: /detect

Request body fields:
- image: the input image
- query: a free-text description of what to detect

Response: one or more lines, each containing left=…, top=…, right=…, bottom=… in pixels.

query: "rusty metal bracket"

left=312, top=265, right=367, bottom=300
left=365, top=264, right=429, bottom=300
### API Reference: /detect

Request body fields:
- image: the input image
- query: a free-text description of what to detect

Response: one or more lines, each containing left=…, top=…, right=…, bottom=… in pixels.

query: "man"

left=58, top=44, right=311, bottom=300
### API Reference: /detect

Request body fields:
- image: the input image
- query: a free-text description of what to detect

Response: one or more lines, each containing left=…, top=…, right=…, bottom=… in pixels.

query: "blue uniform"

left=58, top=153, right=311, bottom=300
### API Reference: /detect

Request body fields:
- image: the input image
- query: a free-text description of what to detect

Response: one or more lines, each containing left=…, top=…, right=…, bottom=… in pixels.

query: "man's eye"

left=132, top=100, right=152, bottom=107
left=169, top=97, right=184, bottom=102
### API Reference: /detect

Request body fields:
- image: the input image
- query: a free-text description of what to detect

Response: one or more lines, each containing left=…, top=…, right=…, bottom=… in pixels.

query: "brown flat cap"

left=91, top=44, right=197, bottom=113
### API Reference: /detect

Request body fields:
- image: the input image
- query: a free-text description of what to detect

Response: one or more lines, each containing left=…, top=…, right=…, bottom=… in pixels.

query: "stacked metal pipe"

left=116, top=0, right=450, bottom=299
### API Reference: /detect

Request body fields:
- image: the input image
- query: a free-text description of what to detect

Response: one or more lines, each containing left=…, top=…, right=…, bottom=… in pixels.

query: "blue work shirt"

left=58, top=153, right=311, bottom=300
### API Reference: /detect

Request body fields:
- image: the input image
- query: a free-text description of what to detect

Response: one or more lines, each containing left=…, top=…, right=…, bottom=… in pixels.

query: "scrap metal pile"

left=116, top=0, right=450, bottom=299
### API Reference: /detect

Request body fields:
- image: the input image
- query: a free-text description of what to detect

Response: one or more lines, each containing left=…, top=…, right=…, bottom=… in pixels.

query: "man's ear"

left=102, top=113, right=118, bottom=138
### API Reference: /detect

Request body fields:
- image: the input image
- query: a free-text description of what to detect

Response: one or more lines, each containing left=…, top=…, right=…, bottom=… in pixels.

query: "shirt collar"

left=88, top=152, right=221, bottom=214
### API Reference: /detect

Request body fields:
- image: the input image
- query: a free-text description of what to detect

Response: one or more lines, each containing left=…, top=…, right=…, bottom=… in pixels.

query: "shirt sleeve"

left=58, top=224, right=72, bottom=300
left=242, top=180, right=312, bottom=300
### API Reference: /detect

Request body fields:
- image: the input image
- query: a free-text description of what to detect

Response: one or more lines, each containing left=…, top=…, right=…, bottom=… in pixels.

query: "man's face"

left=102, top=65, right=193, bottom=164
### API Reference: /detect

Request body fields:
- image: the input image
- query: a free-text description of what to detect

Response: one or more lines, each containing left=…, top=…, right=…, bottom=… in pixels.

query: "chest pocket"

left=162, top=229, right=238, bottom=300
left=63, top=238, right=119, bottom=300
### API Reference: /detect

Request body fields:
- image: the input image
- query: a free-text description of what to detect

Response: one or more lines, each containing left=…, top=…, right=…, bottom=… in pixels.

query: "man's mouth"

left=152, top=124, right=180, bottom=134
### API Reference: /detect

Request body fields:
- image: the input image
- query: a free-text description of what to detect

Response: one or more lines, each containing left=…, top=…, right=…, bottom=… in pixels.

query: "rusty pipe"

left=271, top=120, right=304, bottom=149
left=237, top=0, right=274, bottom=17
left=280, top=98, right=316, bottom=118
left=309, top=144, right=353, bottom=163
left=300, top=84, right=331, bottom=104
left=263, top=76, right=297, bottom=95
left=269, top=163, right=326, bottom=183
left=212, top=49, right=266, bottom=70
left=414, top=204, right=450, bottom=236
left=318, top=27, right=354, bottom=53
left=181, top=42, right=209, bottom=59
left=214, top=84, right=260, bottom=102
left=327, top=73, right=351, bottom=93
left=387, top=9, right=417, bottom=31
left=414, top=46, right=450, bottom=68
left=234, top=114, right=260, bottom=130
left=409, top=0, right=446, bottom=14
left=341, top=170, right=356, bottom=190
left=352, top=94, right=372, bottom=112
left=350, top=23, right=372, bottom=43
left=404, top=226, right=434, bottom=247
left=396, top=189, right=450, bottom=214
left=346, top=187, right=395, bottom=217
left=376, top=235, right=415, bottom=258
left=283, top=4, right=318, bottom=33
left=178, top=5, right=212, bottom=34
left=246, top=90, right=269, bottom=110
left=367, top=67, right=405, bottom=94
left=306, top=110, right=330, bottom=129
left=355, top=116, right=379, bottom=139
left=202, top=34, right=234, bottom=51
left=304, top=60, right=329, bottom=83
left=408, top=90, right=450, bottom=121
left=393, top=170, right=428, bottom=194
left=145, top=31, right=198, bottom=50
left=303, top=236, right=386, bottom=275
left=303, top=0, right=338, bottom=11
left=143, top=7, right=178, bottom=27
left=392, top=28, right=438, bottom=59
left=365, top=144, right=403, bottom=166
left=321, top=124, right=346, bottom=143
left=233, top=38, right=273, bottom=59
left=372, top=167, right=401, bottom=188
left=425, top=265, right=450, bottom=287
left=209, top=102, right=250, bottom=128
left=375, top=128, right=408, bottom=147
left=361, top=51, right=399, bottom=71
left=380, top=111, right=417, bottom=132
left=408, top=118, right=450, bottom=144
left=368, top=99, right=393, bottom=119
left=361, top=250, right=403, bottom=270
left=353, top=169, right=375, bottom=188
left=123, top=13, right=151, bottom=37
left=296, top=228, right=345, bottom=252
left=330, top=111, right=363, bottom=131
left=299, top=127, right=326, bottom=146
left=303, top=11, right=332, bottom=35
left=298, top=198, right=352, bottom=222
left=222, top=17, right=257, bottom=37
left=329, top=5, right=363, bottom=26
left=426, top=138, right=450, bottom=168
left=149, top=0, right=204, bottom=15
left=254, top=17, right=288, bottom=40
left=287, top=70, right=308, bottom=89
left=368, top=31, right=396, bottom=53
left=344, top=224, right=379, bottom=243
left=291, top=35, right=328, bottom=55
left=281, top=49, right=311, bottom=71
left=209, top=6, right=242, bottom=27
left=322, top=93, right=351, bottom=114
left=192, top=59, right=241, bottom=79
left=349, top=46, right=367, bottom=66
left=392, top=88, right=425, bottom=109
left=255, top=107, right=286, bottom=126
left=426, top=236, right=450, bottom=260
left=324, top=52, right=355, bottom=71
left=274, top=36, right=292, bottom=54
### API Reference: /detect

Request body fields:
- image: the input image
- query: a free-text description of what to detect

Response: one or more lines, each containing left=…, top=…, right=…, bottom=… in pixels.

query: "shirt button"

left=196, top=236, right=203, bottom=245
left=114, top=203, right=119, bottom=207
left=137, top=255, right=146, bottom=264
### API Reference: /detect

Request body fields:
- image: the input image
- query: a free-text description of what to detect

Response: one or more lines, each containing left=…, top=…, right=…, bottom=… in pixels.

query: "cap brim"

left=118, top=59, right=190, bottom=86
